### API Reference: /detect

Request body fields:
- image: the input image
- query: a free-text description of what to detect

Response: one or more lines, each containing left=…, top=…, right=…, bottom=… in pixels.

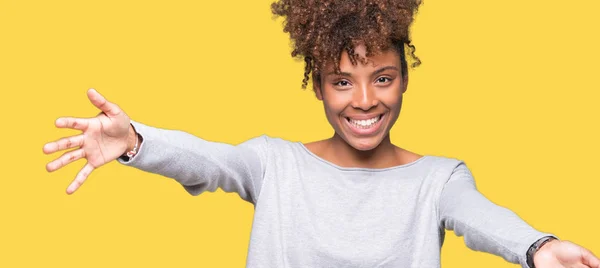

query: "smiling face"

left=314, top=44, right=408, bottom=151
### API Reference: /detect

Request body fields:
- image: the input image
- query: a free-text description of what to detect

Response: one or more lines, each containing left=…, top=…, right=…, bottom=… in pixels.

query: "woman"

left=43, top=0, right=599, bottom=267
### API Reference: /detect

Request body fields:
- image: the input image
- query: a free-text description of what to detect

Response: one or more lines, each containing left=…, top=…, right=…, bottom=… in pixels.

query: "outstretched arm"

left=117, top=120, right=269, bottom=205
left=438, top=162, right=599, bottom=268
left=439, top=162, right=584, bottom=268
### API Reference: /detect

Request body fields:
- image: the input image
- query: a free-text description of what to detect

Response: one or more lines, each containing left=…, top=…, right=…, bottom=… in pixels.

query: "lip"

left=343, top=113, right=386, bottom=136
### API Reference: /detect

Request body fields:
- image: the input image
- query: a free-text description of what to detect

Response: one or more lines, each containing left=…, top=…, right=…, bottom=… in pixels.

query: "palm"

left=83, top=115, right=128, bottom=167
left=43, top=88, right=131, bottom=194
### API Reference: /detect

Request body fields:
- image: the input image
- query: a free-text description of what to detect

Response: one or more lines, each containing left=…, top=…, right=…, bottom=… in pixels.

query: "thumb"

left=87, top=88, right=122, bottom=117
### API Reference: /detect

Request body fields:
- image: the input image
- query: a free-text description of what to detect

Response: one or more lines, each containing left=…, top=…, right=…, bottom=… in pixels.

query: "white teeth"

left=349, top=116, right=380, bottom=128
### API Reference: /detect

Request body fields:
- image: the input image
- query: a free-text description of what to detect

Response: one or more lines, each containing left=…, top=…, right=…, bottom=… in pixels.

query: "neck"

left=325, top=132, right=398, bottom=168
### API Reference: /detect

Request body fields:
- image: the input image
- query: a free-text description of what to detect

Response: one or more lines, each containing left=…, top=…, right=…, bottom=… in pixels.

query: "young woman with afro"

left=43, top=0, right=599, bottom=267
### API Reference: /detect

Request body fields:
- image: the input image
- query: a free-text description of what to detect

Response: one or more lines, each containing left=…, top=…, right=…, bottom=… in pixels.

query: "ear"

left=401, top=73, right=409, bottom=94
left=313, top=73, right=323, bottom=100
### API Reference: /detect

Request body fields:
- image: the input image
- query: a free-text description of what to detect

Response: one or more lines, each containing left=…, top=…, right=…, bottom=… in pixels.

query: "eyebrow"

left=326, top=66, right=399, bottom=77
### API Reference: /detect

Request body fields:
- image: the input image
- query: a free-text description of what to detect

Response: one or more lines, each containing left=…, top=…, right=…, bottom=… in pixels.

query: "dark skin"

left=304, top=44, right=422, bottom=169
left=301, top=44, right=600, bottom=267
left=42, top=45, right=599, bottom=268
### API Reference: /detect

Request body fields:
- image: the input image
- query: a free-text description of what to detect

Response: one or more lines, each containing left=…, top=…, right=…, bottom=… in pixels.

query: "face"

left=314, top=44, right=408, bottom=151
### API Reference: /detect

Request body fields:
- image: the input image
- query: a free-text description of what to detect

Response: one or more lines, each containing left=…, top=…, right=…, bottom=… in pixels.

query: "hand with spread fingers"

left=43, top=88, right=133, bottom=194
left=535, top=239, right=600, bottom=268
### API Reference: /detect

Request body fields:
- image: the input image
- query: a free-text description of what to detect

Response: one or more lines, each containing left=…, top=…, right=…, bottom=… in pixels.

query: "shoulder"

left=422, top=155, right=465, bottom=169
left=419, top=155, right=471, bottom=180
left=421, top=155, right=478, bottom=189
left=239, top=134, right=300, bottom=153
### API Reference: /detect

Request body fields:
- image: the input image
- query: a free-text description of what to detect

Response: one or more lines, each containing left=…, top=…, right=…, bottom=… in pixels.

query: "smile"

left=346, top=114, right=383, bottom=129
left=343, top=113, right=385, bottom=136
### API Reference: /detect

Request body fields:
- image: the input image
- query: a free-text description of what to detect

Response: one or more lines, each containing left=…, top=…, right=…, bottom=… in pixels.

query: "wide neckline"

left=296, top=142, right=430, bottom=172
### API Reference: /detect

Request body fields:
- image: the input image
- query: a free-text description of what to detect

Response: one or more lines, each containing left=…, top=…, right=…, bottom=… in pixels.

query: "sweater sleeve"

left=116, top=120, right=269, bottom=205
left=438, top=162, right=557, bottom=268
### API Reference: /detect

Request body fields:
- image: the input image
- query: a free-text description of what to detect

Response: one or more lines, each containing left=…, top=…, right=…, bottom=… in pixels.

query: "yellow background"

left=1, top=0, right=599, bottom=267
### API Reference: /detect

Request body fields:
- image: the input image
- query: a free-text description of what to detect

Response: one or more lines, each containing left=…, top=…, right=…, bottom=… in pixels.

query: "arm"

left=438, top=162, right=555, bottom=268
left=116, top=120, right=269, bottom=205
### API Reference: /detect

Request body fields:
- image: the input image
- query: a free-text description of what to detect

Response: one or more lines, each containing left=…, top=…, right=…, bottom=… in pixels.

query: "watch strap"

left=526, top=236, right=556, bottom=268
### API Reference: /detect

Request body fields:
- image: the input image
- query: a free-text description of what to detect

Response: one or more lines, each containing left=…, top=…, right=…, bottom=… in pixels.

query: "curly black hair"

left=271, top=0, right=422, bottom=89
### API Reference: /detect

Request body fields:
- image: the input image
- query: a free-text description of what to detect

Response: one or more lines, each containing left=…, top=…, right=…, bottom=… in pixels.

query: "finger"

left=581, top=248, right=600, bottom=268
left=43, top=134, right=84, bottom=154
left=46, top=148, right=85, bottom=172
left=66, top=162, right=94, bottom=194
left=55, top=117, right=89, bottom=131
left=87, top=88, right=121, bottom=117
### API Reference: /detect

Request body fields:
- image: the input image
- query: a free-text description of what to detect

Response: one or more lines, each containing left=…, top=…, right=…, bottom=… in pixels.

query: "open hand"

left=43, top=88, right=132, bottom=194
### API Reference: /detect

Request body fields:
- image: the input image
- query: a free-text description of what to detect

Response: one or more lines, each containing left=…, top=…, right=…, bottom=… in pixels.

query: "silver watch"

left=526, top=236, right=556, bottom=268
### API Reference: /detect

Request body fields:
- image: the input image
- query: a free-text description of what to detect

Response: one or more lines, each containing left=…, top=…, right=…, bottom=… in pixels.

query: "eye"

left=376, top=77, right=392, bottom=84
left=333, top=80, right=352, bottom=88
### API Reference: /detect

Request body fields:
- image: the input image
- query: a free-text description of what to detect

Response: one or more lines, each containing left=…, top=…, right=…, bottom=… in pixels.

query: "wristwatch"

left=526, top=236, right=556, bottom=268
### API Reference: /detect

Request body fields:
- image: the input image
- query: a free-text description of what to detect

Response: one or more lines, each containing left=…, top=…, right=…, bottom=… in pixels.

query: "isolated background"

left=1, top=0, right=599, bottom=267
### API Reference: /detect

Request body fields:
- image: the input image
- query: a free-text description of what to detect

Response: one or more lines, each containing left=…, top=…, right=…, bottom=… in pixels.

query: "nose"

left=351, top=84, right=379, bottom=111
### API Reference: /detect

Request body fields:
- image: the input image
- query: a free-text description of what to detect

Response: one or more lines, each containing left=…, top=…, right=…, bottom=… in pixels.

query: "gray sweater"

left=118, top=120, right=553, bottom=268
